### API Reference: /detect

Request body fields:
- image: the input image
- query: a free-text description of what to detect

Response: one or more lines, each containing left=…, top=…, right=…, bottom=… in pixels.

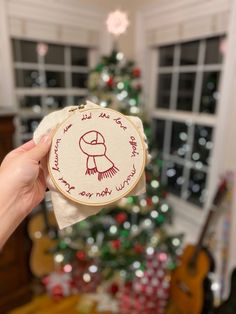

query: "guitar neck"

left=190, top=210, right=214, bottom=264
left=190, top=178, right=228, bottom=266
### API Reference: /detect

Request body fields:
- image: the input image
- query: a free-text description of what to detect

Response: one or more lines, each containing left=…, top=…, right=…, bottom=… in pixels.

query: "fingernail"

left=40, top=134, right=51, bottom=144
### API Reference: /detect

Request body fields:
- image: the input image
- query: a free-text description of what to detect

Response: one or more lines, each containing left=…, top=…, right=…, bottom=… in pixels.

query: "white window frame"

left=144, top=40, right=223, bottom=232
left=12, top=38, right=97, bottom=143
left=154, top=38, right=222, bottom=205
left=135, top=1, right=232, bottom=236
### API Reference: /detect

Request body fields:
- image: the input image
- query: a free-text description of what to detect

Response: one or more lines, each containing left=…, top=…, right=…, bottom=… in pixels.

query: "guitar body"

left=28, top=210, right=58, bottom=277
left=168, top=244, right=211, bottom=314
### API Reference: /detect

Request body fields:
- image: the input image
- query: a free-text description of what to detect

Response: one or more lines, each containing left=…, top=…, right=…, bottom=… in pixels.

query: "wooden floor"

left=8, top=294, right=113, bottom=314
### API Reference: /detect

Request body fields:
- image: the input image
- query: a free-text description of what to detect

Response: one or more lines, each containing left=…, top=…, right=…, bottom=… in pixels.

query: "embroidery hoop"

left=48, top=106, right=146, bottom=206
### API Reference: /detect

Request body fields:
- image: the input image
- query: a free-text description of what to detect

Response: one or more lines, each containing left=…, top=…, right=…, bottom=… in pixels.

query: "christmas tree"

left=42, top=11, right=183, bottom=312
left=43, top=49, right=183, bottom=308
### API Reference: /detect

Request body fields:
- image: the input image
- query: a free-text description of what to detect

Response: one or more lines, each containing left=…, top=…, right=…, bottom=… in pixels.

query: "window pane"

left=73, top=96, right=86, bottom=106
left=71, top=47, right=88, bottom=66
left=205, top=37, right=222, bottom=64
left=170, top=121, right=188, bottom=158
left=45, top=71, right=65, bottom=88
left=159, top=45, right=174, bottom=67
left=21, top=118, right=41, bottom=134
left=72, top=73, right=88, bottom=88
left=12, top=40, right=38, bottom=63
left=156, top=74, right=172, bottom=109
left=45, top=44, right=64, bottom=65
left=19, top=96, right=42, bottom=112
left=180, top=41, right=199, bottom=65
left=165, top=161, right=184, bottom=196
left=15, top=69, right=41, bottom=87
left=192, top=125, right=213, bottom=166
left=177, top=73, right=196, bottom=111
left=154, top=119, right=166, bottom=154
left=45, top=96, right=66, bottom=109
left=187, top=169, right=207, bottom=206
left=200, top=71, right=220, bottom=114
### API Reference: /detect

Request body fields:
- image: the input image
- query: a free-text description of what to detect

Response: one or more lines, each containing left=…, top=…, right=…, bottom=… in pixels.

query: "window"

left=12, top=39, right=90, bottom=142
left=154, top=37, right=224, bottom=207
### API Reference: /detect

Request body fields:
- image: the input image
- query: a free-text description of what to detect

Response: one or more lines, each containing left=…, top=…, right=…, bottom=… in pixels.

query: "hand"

left=0, top=135, right=51, bottom=247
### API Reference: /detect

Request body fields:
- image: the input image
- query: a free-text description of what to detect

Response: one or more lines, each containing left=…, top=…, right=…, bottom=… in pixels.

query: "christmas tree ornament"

left=34, top=101, right=149, bottom=229
left=42, top=270, right=72, bottom=300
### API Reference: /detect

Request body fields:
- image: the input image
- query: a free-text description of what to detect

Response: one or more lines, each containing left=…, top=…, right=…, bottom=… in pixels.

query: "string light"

left=133, top=261, right=141, bottom=269
left=151, top=210, right=158, bottom=219
left=135, top=269, right=144, bottom=278
left=116, top=52, right=124, bottom=60
left=146, top=247, right=154, bottom=255
left=109, top=225, right=118, bottom=234
left=83, top=273, right=91, bottom=282
left=54, top=253, right=64, bottom=263
left=161, top=204, right=169, bottom=212
left=152, top=196, right=159, bottom=204
left=89, top=265, right=98, bottom=273
left=172, top=238, right=181, bottom=246
left=123, top=221, right=131, bottom=229
left=117, top=82, right=124, bottom=89
left=151, top=180, right=160, bottom=188
left=36, top=42, right=48, bottom=56
left=64, top=264, right=72, bottom=273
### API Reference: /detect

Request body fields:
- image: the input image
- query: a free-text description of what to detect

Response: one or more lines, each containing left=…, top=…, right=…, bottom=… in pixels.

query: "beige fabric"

left=34, top=101, right=149, bottom=229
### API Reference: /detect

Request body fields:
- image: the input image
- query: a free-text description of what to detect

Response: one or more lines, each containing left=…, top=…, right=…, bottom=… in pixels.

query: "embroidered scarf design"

left=79, top=130, right=119, bottom=181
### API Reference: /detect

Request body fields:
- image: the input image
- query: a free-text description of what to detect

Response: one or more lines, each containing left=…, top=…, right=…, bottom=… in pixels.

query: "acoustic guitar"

left=28, top=198, right=58, bottom=277
left=167, top=178, right=229, bottom=314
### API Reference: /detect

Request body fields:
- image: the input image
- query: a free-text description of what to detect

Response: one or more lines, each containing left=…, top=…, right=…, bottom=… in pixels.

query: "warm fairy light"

left=89, top=265, right=98, bottom=273
left=146, top=247, right=154, bottom=255
left=63, top=264, right=72, bottom=273
left=106, top=10, right=130, bottom=36
left=54, top=253, right=64, bottom=263
left=151, top=180, right=160, bottom=189
left=36, top=42, right=48, bottom=56
left=172, top=238, right=181, bottom=246
left=83, top=273, right=91, bottom=282
left=135, top=269, right=144, bottom=278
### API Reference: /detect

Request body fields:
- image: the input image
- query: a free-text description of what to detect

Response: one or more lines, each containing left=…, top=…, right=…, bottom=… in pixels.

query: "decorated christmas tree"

left=42, top=11, right=183, bottom=313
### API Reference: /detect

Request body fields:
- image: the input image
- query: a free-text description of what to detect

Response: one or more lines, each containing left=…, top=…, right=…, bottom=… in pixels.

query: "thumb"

left=26, top=135, right=52, bottom=162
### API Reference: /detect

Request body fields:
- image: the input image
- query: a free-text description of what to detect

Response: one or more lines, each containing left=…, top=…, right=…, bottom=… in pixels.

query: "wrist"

left=0, top=171, right=25, bottom=248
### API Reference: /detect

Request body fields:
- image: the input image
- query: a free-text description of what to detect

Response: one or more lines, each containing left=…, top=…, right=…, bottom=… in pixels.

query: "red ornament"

left=135, top=83, right=142, bottom=91
left=108, top=282, right=119, bottom=296
left=107, top=77, right=114, bottom=87
left=132, top=67, right=141, bottom=78
left=134, top=243, right=144, bottom=254
left=146, top=197, right=153, bottom=206
left=51, top=284, right=64, bottom=301
left=115, top=212, right=128, bottom=224
left=111, top=239, right=121, bottom=250
left=76, top=250, right=86, bottom=261
left=145, top=172, right=152, bottom=183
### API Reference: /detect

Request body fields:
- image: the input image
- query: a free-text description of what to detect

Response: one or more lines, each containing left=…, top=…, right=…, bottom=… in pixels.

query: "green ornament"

left=120, top=230, right=130, bottom=238
left=95, top=63, right=104, bottom=72
left=127, top=196, right=135, bottom=204
left=58, top=241, right=68, bottom=250
left=167, top=261, right=176, bottom=270
left=122, top=240, right=131, bottom=249
left=156, top=214, right=165, bottom=224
